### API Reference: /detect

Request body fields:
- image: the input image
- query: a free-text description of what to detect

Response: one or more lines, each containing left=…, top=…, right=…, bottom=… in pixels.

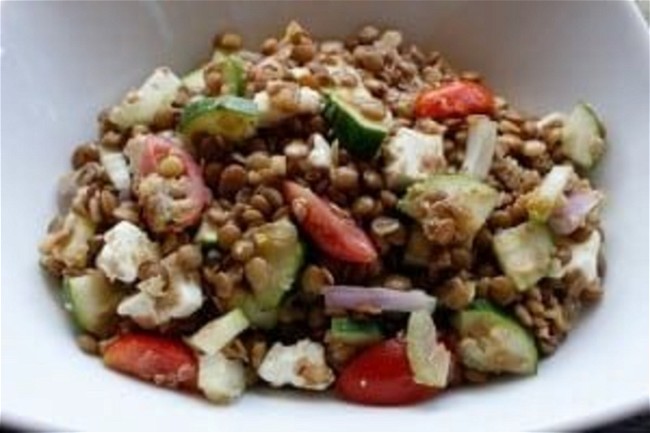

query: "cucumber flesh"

left=406, top=310, right=451, bottom=387
left=325, top=88, right=391, bottom=159
left=179, top=95, right=258, bottom=141
left=195, top=218, right=219, bottom=246
left=187, top=309, right=249, bottom=355
left=231, top=292, right=278, bottom=330
left=399, top=174, right=499, bottom=240
left=455, top=300, right=538, bottom=375
left=493, top=221, right=555, bottom=291
left=561, top=102, right=606, bottom=169
left=182, top=68, right=206, bottom=93
left=247, top=219, right=304, bottom=309
left=63, top=271, right=123, bottom=337
left=525, top=165, right=573, bottom=222
left=109, top=67, right=181, bottom=129
left=330, top=317, right=382, bottom=345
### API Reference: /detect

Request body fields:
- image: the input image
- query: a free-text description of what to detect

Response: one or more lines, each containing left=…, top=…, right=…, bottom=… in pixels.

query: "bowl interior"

left=2, top=1, right=648, bottom=431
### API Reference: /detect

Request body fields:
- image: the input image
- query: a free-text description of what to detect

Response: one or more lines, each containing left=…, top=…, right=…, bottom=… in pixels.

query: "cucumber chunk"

left=455, top=300, right=538, bottom=375
left=561, top=102, right=606, bottom=169
left=63, top=271, right=123, bottom=337
left=247, top=219, right=304, bottom=309
left=399, top=174, right=499, bottom=241
left=493, top=221, right=555, bottom=291
left=187, top=309, right=250, bottom=355
left=324, top=88, right=391, bottom=158
left=330, top=317, right=382, bottom=345
left=179, top=95, right=258, bottom=141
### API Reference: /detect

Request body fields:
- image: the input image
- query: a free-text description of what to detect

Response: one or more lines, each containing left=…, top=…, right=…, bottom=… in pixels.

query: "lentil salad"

left=39, top=22, right=607, bottom=405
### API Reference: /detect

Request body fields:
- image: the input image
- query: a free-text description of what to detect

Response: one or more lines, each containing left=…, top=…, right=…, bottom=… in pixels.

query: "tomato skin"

left=414, top=81, right=495, bottom=119
left=336, top=338, right=440, bottom=406
left=284, top=181, right=377, bottom=264
left=103, top=333, right=198, bottom=390
left=139, top=136, right=210, bottom=230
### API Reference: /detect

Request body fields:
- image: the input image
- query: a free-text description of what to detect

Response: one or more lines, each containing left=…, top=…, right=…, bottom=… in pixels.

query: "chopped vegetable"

left=406, top=311, right=451, bottom=388
left=384, top=127, right=445, bottom=188
left=493, top=221, right=555, bottom=291
left=323, top=286, right=437, bottom=313
left=324, top=88, right=392, bottom=158
left=454, top=300, right=538, bottom=374
left=231, top=292, right=279, bottom=330
left=182, top=53, right=246, bottom=95
left=524, top=165, right=574, bottom=222
left=187, top=309, right=250, bottom=355
left=461, top=116, right=497, bottom=179
left=414, top=81, right=494, bottom=119
left=181, top=68, right=206, bottom=93
left=284, top=181, right=377, bottom=264
left=179, top=95, right=258, bottom=141
left=214, top=52, right=246, bottom=96
left=399, top=174, right=499, bottom=242
left=561, top=230, right=602, bottom=283
left=336, top=338, right=440, bottom=405
left=194, top=217, right=220, bottom=245
left=562, top=102, right=606, bottom=169
left=137, top=135, right=210, bottom=232
left=247, top=218, right=304, bottom=309
left=549, top=189, right=604, bottom=235
left=103, top=334, right=198, bottom=390
left=109, top=67, right=181, bottom=129
left=330, top=317, right=383, bottom=345
left=197, top=352, right=246, bottom=403
left=63, top=270, right=124, bottom=337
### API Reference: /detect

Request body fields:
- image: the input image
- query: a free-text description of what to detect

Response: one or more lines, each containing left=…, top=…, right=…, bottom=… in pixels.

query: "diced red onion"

left=549, top=190, right=603, bottom=235
left=323, top=286, right=437, bottom=313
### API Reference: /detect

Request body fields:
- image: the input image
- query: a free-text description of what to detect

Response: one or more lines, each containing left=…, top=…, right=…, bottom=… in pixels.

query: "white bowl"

left=2, top=1, right=648, bottom=430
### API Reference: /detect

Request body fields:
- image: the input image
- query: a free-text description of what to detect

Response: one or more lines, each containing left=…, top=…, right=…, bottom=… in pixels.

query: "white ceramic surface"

left=2, top=1, right=649, bottom=431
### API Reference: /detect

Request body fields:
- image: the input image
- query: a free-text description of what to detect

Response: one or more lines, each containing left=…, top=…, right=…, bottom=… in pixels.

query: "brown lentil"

left=260, top=37, right=278, bottom=55
left=291, top=42, right=316, bottom=64
left=383, top=274, right=412, bottom=291
left=217, top=223, right=242, bottom=250
left=72, top=143, right=100, bottom=169
left=301, top=265, right=334, bottom=297
left=76, top=334, right=99, bottom=355
left=332, top=166, right=359, bottom=190
left=219, top=164, right=247, bottom=197
left=219, top=32, right=243, bottom=50
left=351, top=195, right=376, bottom=218
left=177, top=244, right=203, bottom=270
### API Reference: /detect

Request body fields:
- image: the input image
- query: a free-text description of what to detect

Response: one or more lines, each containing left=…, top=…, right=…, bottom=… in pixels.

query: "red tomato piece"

left=103, top=333, right=198, bottom=390
left=414, top=80, right=495, bottom=119
left=336, top=338, right=440, bottom=406
left=283, top=181, right=377, bottom=264
left=138, top=136, right=210, bottom=231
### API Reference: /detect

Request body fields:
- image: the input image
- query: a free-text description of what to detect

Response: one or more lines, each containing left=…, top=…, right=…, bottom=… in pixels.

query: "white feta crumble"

left=384, top=127, right=445, bottom=188
left=96, top=221, right=159, bottom=283
left=257, top=339, right=334, bottom=390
